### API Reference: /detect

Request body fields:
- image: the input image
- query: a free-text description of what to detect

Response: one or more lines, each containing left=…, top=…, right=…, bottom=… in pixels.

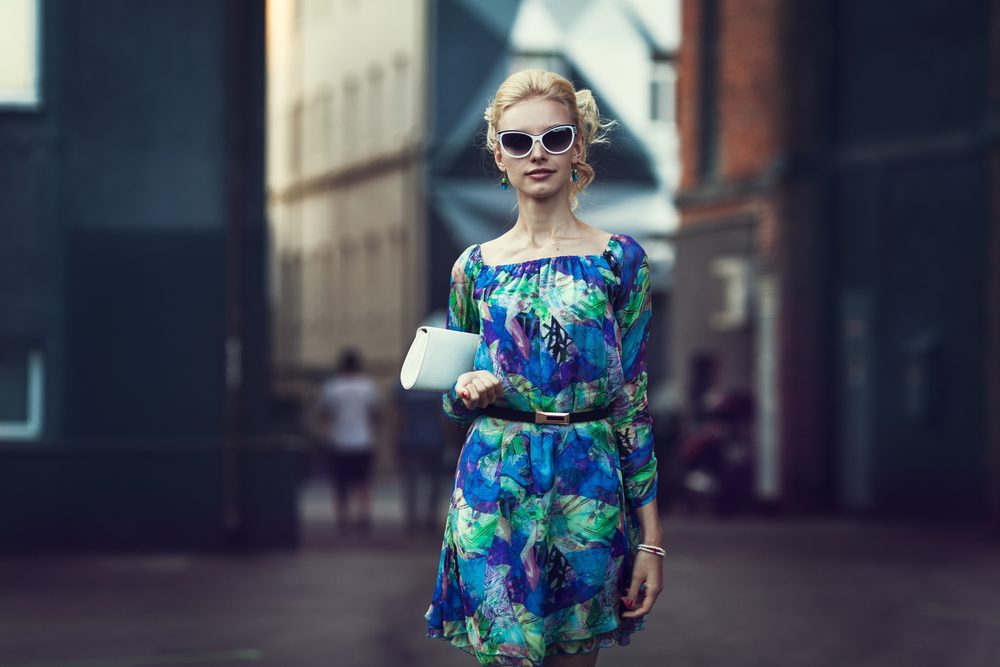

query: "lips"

left=526, top=168, right=555, bottom=176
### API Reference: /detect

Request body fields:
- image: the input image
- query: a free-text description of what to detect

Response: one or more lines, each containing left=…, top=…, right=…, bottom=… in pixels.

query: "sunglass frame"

left=496, top=124, right=578, bottom=158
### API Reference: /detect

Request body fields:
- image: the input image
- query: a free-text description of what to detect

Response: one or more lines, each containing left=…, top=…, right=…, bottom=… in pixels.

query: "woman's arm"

left=610, top=237, right=664, bottom=619
left=441, top=247, right=494, bottom=422
left=609, top=238, right=659, bottom=509
left=633, top=499, right=663, bottom=546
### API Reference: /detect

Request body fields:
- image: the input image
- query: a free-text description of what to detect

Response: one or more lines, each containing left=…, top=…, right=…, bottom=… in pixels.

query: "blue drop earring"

left=571, top=167, right=579, bottom=183
left=500, top=172, right=510, bottom=190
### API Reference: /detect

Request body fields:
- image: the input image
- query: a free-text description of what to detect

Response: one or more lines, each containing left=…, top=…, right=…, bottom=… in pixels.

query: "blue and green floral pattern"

left=425, top=234, right=657, bottom=666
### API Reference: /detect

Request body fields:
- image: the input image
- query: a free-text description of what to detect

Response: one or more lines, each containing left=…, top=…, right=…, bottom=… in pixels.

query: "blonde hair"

left=484, top=69, right=615, bottom=210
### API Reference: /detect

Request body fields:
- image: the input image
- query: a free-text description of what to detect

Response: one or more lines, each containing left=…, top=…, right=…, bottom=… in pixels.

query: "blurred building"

left=674, top=0, right=1000, bottom=522
left=267, top=0, right=429, bottom=414
left=0, top=0, right=297, bottom=550
left=268, top=0, right=680, bottom=460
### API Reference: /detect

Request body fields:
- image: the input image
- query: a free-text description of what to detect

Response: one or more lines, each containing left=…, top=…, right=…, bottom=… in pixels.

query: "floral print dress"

left=425, top=233, right=658, bottom=666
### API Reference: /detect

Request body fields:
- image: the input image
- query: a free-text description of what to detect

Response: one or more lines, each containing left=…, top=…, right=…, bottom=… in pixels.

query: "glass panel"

left=0, top=345, right=42, bottom=439
left=0, top=0, right=41, bottom=107
left=0, top=350, right=29, bottom=422
left=650, top=60, right=676, bottom=124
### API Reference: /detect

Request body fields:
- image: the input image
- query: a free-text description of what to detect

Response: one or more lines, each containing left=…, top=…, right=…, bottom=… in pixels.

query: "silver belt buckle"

left=535, top=411, right=570, bottom=425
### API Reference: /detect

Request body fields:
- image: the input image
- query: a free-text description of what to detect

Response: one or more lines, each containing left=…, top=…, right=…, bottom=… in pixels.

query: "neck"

left=512, top=193, right=578, bottom=245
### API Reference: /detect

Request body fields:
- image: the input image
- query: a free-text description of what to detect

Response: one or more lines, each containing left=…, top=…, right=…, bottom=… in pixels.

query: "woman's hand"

left=454, top=370, right=503, bottom=410
left=620, top=551, right=664, bottom=619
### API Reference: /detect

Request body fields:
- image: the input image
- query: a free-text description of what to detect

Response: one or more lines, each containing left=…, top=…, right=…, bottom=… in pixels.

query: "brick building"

left=674, top=0, right=1000, bottom=521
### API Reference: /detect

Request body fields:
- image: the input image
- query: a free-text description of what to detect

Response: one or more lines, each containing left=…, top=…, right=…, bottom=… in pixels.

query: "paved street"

left=2, top=477, right=999, bottom=667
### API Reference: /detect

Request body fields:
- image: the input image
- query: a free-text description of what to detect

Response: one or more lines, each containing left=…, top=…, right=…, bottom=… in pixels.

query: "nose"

left=528, top=137, right=547, bottom=160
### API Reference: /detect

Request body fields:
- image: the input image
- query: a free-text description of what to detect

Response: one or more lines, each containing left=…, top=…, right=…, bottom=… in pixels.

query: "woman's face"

left=494, top=97, right=582, bottom=202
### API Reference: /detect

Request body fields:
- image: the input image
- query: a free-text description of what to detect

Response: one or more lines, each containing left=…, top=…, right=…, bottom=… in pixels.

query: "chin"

left=519, top=183, right=568, bottom=201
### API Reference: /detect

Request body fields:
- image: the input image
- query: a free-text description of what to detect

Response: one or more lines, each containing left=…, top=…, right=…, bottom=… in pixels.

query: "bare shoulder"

left=477, top=234, right=508, bottom=255
left=577, top=221, right=614, bottom=248
left=477, top=230, right=525, bottom=264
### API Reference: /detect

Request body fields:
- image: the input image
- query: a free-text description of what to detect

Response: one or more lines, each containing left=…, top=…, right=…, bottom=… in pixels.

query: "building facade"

left=268, top=0, right=429, bottom=410
left=0, top=0, right=295, bottom=550
left=674, top=0, right=1000, bottom=521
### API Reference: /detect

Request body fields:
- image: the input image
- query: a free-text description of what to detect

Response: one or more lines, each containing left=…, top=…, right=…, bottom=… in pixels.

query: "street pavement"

left=2, top=476, right=999, bottom=667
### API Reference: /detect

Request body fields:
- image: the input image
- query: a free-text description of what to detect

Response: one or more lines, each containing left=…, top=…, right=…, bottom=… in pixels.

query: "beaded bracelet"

left=637, top=543, right=666, bottom=557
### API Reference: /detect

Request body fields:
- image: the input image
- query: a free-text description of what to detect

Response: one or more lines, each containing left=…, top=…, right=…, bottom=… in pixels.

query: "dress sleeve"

left=441, top=246, right=482, bottom=424
left=610, top=237, right=658, bottom=509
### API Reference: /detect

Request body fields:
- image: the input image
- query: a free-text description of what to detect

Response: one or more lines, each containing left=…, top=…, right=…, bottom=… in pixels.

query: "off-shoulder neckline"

left=474, top=233, right=623, bottom=270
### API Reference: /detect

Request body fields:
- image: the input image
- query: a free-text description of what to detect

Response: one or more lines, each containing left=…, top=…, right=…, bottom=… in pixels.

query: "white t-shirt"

left=319, top=375, right=379, bottom=451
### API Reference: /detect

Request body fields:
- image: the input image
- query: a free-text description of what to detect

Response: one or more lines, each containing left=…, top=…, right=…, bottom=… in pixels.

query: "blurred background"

left=1, top=0, right=999, bottom=666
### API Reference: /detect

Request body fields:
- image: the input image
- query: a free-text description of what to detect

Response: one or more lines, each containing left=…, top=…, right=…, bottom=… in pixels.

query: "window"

left=0, top=0, right=42, bottom=108
left=393, top=53, right=410, bottom=141
left=343, top=76, right=360, bottom=158
left=709, top=256, right=750, bottom=331
left=368, top=65, right=384, bottom=151
left=329, top=90, right=338, bottom=161
left=650, top=56, right=676, bottom=125
left=293, top=0, right=305, bottom=28
left=290, top=101, right=303, bottom=174
left=309, top=91, right=332, bottom=162
left=0, top=345, right=44, bottom=439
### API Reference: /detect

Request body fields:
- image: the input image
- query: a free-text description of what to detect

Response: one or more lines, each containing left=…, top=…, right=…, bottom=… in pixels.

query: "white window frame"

left=650, top=57, right=676, bottom=126
left=0, top=0, right=43, bottom=109
left=709, top=255, right=751, bottom=331
left=0, top=349, right=44, bottom=440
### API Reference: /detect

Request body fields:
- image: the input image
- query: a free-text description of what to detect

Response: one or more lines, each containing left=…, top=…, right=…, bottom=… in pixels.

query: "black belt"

left=483, top=406, right=610, bottom=425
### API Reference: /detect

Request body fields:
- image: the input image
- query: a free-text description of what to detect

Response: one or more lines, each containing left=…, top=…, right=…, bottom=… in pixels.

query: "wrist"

left=636, top=543, right=666, bottom=558
left=638, top=530, right=663, bottom=548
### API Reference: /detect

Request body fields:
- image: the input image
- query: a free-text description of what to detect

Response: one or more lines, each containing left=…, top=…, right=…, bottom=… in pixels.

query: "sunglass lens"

left=500, top=133, right=533, bottom=156
left=542, top=127, right=574, bottom=153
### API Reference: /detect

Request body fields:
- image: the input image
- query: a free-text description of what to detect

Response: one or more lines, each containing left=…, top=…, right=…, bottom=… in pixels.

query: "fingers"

left=459, top=381, right=481, bottom=409
left=471, top=373, right=501, bottom=407
left=620, top=574, right=643, bottom=617
left=456, top=371, right=503, bottom=409
left=622, top=585, right=660, bottom=618
left=621, top=554, right=663, bottom=619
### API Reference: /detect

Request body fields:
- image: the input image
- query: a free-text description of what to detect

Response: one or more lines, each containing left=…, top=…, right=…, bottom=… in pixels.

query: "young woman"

left=425, top=69, right=663, bottom=667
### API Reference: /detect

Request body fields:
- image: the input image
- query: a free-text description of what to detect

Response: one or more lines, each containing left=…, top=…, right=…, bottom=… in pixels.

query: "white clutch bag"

left=399, top=326, right=480, bottom=391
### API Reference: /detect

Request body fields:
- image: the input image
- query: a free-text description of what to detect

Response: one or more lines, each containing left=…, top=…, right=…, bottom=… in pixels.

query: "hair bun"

left=575, top=88, right=615, bottom=149
left=575, top=88, right=597, bottom=113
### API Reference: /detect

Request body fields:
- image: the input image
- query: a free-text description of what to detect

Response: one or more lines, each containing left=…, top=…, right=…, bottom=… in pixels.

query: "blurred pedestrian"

left=316, top=348, right=379, bottom=534
left=424, top=70, right=663, bottom=667
left=393, top=386, right=448, bottom=534
left=649, top=381, right=683, bottom=515
left=677, top=387, right=755, bottom=516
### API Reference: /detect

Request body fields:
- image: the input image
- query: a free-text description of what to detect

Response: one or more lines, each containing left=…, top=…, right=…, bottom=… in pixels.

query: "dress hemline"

left=426, top=618, right=645, bottom=667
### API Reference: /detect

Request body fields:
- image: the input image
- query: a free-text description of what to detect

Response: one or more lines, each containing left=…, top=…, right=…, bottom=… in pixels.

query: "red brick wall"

left=678, top=0, right=788, bottom=261
left=678, top=0, right=789, bottom=193
left=677, top=0, right=700, bottom=191
left=718, top=0, right=787, bottom=181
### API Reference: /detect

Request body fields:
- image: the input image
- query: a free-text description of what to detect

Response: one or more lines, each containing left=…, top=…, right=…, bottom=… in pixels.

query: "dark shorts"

left=326, top=450, right=375, bottom=489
